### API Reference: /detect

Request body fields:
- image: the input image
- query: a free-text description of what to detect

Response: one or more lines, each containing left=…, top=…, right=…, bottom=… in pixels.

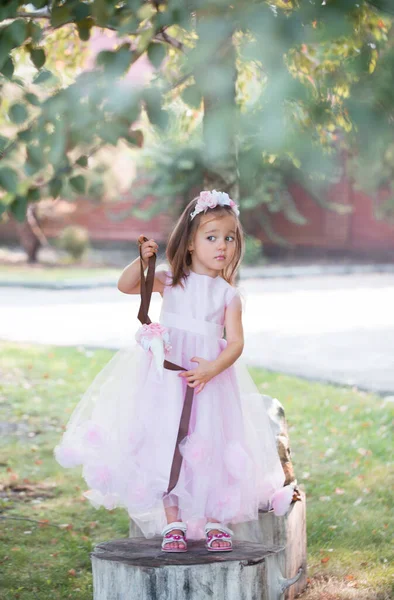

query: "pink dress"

left=55, top=270, right=285, bottom=539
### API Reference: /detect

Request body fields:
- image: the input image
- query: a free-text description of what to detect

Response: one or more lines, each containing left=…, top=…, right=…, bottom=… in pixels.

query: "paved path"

left=1, top=274, right=393, bottom=393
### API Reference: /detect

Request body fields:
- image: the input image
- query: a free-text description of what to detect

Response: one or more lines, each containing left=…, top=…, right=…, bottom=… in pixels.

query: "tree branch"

left=17, top=9, right=50, bottom=19
left=156, top=30, right=185, bottom=52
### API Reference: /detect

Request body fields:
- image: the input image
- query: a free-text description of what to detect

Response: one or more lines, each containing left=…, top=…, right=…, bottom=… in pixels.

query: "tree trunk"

left=14, top=205, right=46, bottom=263
left=91, top=538, right=303, bottom=600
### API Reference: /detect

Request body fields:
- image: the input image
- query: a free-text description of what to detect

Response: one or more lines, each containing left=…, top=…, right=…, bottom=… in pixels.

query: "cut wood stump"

left=232, top=492, right=307, bottom=600
left=91, top=538, right=303, bottom=600
left=128, top=492, right=306, bottom=599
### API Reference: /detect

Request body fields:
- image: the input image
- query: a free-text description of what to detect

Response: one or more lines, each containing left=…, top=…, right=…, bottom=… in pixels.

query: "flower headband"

left=190, top=190, right=240, bottom=220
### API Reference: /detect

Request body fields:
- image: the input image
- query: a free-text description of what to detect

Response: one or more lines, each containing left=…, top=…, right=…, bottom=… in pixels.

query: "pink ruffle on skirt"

left=55, top=334, right=285, bottom=539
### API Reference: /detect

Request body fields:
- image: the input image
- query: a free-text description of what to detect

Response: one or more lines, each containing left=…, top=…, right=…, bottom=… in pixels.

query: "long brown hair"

left=166, top=197, right=245, bottom=287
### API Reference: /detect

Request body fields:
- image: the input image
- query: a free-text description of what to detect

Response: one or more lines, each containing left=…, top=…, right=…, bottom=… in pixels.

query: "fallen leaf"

left=68, top=569, right=76, bottom=577
left=335, top=488, right=345, bottom=495
left=39, top=520, right=49, bottom=527
left=345, top=575, right=355, bottom=581
left=321, top=557, right=330, bottom=564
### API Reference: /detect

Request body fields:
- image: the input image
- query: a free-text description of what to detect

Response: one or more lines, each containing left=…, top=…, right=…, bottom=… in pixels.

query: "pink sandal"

left=161, top=521, right=187, bottom=553
left=205, top=522, right=233, bottom=552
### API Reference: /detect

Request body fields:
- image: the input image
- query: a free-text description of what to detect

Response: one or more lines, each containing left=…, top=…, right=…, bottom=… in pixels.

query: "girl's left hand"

left=178, top=357, right=218, bottom=394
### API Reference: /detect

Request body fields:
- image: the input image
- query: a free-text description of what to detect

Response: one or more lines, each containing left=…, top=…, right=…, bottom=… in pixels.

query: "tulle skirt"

left=55, top=341, right=285, bottom=539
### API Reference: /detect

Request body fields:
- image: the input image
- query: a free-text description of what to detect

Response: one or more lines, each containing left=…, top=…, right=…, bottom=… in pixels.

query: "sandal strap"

left=206, top=532, right=233, bottom=549
left=162, top=533, right=187, bottom=546
left=205, top=522, right=233, bottom=536
left=162, top=521, right=187, bottom=537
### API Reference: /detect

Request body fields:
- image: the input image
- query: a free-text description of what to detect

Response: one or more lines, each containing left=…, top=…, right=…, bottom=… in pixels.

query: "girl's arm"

left=179, top=295, right=244, bottom=393
left=212, top=294, right=244, bottom=373
left=117, top=237, right=165, bottom=295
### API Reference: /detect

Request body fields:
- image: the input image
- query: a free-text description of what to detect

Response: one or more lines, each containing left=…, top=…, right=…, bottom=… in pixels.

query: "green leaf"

left=25, top=92, right=40, bottom=106
left=182, top=85, right=202, bottom=109
left=76, top=155, right=88, bottom=167
left=1, top=57, right=14, bottom=79
left=0, top=201, right=9, bottom=217
left=0, top=0, right=19, bottom=21
left=92, top=0, right=111, bottom=25
left=49, top=177, right=62, bottom=199
left=25, top=145, right=43, bottom=176
left=97, top=121, right=127, bottom=145
left=69, top=175, right=86, bottom=194
left=147, top=43, right=166, bottom=69
left=29, top=47, right=46, bottom=69
left=144, top=88, right=168, bottom=130
left=27, top=21, right=43, bottom=45
left=27, top=187, right=41, bottom=203
left=33, top=69, right=55, bottom=85
left=0, top=167, right=18, bottom=193
left=18, top=128, right=35, bottom=143
left=9, top=195, right=27, bottom=222
left=51, top=5, right=73, bottom=28
left=73, top=3, right=91, bottom=20
left=77, top=18, right=93, bottom=42
left=48, top=122, right=66, bottom=168
left=6, top=19, right=28, bottom=45
left=0, top=135, right=8, bottom=153
left=9, top=103, right=28, bottom=124
left=96, top=44, right=133, bottom=76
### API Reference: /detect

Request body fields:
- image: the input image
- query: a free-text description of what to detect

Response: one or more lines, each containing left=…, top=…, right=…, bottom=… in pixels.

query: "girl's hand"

left=178, top=357, right=218, bottom=394
left=138, top=235, right=158, bottom=269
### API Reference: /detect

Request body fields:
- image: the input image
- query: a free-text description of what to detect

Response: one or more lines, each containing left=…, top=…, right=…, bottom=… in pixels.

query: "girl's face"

left=188, top=213, right=238, bottom=277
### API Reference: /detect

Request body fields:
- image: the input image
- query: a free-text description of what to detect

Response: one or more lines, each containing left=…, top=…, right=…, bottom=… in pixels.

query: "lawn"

left=0, top=343, right=393, bottom=600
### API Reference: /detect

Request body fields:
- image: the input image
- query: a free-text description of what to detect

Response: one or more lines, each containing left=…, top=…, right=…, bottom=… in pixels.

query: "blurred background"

left=0, top=2, right=393, bottom=599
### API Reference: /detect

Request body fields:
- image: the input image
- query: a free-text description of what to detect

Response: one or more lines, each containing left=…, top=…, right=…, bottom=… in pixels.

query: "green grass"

left=0, top=265, right=118, bottom=283
left=0, top=343, right=393, bottom=600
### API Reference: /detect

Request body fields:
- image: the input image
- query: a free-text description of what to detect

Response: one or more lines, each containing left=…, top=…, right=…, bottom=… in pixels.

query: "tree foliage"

left=0, top=0, right=393, bottom=230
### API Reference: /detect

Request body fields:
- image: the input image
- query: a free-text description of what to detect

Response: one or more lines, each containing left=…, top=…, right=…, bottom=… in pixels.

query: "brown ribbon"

left=137, top=238, right=194, bottom=494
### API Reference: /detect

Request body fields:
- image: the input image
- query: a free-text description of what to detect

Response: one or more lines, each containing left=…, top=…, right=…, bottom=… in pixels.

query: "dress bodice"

left=160, top=270, right=238, bottom=330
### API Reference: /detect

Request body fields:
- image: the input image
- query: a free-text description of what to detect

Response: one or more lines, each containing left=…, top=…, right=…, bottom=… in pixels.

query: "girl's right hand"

left=138, top=235, right=158, bottom=268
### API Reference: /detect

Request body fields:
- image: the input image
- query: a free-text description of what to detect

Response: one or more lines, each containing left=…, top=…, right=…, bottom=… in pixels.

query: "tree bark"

left=91, top=538, right=302, bottom=600
left=14, top=205, right=47, bottom=263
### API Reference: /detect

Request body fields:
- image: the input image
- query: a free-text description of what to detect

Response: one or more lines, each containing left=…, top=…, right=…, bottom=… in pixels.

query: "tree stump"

left=91, top=538, right=303, bottom=600
left=128, top=492, right=306, bottom=599
left=231, top=492, right=307, bottom=600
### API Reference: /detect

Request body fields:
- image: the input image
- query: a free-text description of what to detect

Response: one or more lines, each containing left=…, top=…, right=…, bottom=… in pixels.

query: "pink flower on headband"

left=190, top=190, right=240, bottom=220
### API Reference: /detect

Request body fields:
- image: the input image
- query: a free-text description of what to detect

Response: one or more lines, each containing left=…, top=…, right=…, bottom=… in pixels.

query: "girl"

left=55, top=190, right=289, bottom=553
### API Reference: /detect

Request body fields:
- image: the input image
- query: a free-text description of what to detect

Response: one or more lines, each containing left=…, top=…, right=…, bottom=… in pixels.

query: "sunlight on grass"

left=0, top=343, right=393, bottom=600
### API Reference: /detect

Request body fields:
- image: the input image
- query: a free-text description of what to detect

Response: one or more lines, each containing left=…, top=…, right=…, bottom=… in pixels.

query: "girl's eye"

left=207, top=236, right=216, bottom=241
left=226, top=236, right=235, bottom=242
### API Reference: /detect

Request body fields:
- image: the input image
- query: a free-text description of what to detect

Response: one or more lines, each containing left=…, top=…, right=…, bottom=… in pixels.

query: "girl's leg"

left=163, top=504, right=186, bottom=550
left=206, top=518, right=232, bottom=549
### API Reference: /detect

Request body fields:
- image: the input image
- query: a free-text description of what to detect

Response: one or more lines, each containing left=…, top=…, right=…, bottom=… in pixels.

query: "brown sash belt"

left=137, top=238, right=194, bottom=495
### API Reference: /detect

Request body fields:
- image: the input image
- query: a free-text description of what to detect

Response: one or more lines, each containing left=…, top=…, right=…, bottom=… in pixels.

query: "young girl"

left=55, top=190, right=289, bottom=553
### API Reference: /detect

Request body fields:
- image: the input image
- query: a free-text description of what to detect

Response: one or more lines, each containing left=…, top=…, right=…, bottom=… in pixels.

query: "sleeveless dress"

left=55, top=270, right=285, bottom=539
